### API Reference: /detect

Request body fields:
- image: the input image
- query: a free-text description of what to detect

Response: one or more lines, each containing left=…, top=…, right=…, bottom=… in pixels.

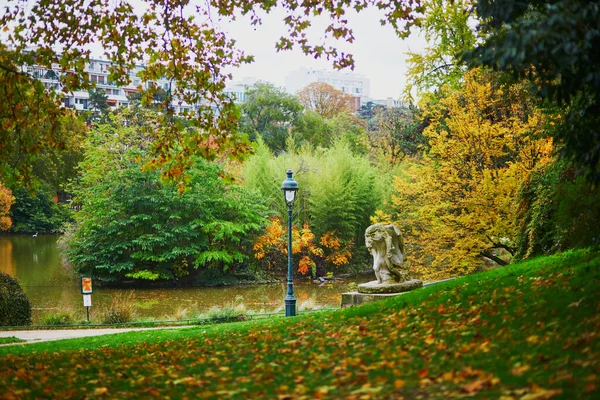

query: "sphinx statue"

left=358, top=223, right=422, bottom=294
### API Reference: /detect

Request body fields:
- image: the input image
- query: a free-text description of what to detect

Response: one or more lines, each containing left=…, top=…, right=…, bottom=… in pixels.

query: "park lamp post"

left=281, top=169, right=298, bottom=317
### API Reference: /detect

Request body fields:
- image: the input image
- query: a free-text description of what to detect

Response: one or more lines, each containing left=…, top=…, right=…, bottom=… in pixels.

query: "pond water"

left=0, top=235, right=367, bottom=325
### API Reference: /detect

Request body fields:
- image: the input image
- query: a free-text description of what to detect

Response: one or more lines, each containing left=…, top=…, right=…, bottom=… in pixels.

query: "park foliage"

left=0, top=0, right=599, bottom=281
left=64, top=110, right=267, bottom=282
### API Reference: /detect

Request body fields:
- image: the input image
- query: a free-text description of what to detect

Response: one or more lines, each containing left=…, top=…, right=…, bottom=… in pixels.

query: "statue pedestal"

left=357, top=279, right=423, bottom=294
left=341, top=279, right=423, bottom=308
left=341, top=291, right=406, bottom=308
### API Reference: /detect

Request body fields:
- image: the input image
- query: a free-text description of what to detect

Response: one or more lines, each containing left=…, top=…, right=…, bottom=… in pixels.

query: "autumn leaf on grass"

left=511, top=364, right=530, bottom=377
left=394, top=379, right=406, bottom=389
left=93, top=387, right=109, bottom=396
left=519, top=387, right=562, bottom=400
left=174, top=377, right=202, bottom=386
left=526, top=335, right=539, bottom=345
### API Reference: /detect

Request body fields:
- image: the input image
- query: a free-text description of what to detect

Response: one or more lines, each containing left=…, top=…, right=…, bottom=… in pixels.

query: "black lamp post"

left=281, top=169, right=298, bottom=317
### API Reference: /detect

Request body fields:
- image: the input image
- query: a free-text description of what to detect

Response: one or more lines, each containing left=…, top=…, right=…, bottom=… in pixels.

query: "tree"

left=239, top=83, right=303, bottom=153
left=467, top=0, right=600, bottom=182
left=66, top=111, right=268, bottom=282
left=87, top=88, right=110, bottom=121
left=368, top=105, right=426, bottom=164
left=1, top=1, right=423, bottom=184
left=405, top=0, right=478, bottom=97
left=293, top=111, right=368, bottom=152
left=297, top=82, right=354, bottom=118
left=0, top=45, right=76, bottom=187
left=387, top=69, right=552, bottom=279
left=0, top=182, right=14, bottom=231
left=9, top=185, right=71, bottom=234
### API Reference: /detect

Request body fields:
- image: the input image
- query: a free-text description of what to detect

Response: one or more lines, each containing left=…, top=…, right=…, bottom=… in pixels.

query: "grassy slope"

left=1, top=249, right=599, bottom=399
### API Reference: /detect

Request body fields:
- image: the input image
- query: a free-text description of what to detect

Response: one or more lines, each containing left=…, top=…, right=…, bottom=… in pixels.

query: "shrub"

left=42, top=311, right=75, bottom=326
left=101, top=291, right=136, bottom=324
left=0, top=272, right=32, bottom=326
left=203, top=305, right=247, bottom=323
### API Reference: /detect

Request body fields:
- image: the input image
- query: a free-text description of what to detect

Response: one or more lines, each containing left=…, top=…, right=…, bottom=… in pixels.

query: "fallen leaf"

left=394, top=379, right=406, bottom=389
left=93, top=387, right=109, bottom=396
left=512, top=364, right=531, bottom=376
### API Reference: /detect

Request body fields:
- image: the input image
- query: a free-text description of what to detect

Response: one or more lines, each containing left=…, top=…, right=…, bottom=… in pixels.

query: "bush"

left=0, top=272, right=32, bottom=326
left=101, top=292, right=136, bottom=324
left=515, top=158, right=600, bottom=260
left=42, top=311, right=75, bottom=326
left=203, top=305, right=247, bottom=323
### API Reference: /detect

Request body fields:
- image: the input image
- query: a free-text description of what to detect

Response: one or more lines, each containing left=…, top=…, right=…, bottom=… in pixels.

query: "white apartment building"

left=223, top=77, right=259, bottom=103
left=285, top=67, right=371, bottom=98
left=21, top=57, right=193, bottom=113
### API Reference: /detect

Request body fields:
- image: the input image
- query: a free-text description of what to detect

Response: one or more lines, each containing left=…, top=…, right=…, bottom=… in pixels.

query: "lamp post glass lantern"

left=281, top=169, right=298, bottom=316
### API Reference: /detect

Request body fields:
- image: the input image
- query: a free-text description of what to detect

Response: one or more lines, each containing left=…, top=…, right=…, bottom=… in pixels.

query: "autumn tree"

left=297, top=82, right=355, bottom=118
left=386, top=69, right=552, bottom=279
left=0, top=182, right=15, bottom=231
left=0, top=45, right=76, bottom=186
left=253, top=217, right=352, bottom=278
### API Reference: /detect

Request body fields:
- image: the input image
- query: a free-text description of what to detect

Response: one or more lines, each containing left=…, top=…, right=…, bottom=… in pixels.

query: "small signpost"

left=81, top=276, right=93, bottom=322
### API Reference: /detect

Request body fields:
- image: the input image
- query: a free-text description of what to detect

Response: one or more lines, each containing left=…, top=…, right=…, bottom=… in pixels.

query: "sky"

left=216, top=6, right=427, bottom=100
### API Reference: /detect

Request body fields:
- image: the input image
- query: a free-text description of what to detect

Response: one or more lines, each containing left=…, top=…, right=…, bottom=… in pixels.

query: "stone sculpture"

left=358, top=223, right=422, bottom=294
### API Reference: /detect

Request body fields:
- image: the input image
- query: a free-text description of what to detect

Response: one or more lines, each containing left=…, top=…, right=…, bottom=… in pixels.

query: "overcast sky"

left=217, top=7, right=427, bottom=100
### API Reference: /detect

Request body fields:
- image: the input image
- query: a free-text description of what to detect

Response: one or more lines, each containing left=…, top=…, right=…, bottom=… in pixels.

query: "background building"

left=285, top=67, right=371, bottom=98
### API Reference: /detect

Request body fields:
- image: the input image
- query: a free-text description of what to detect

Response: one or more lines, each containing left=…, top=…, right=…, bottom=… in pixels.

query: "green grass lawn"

left=2, top=249, right=599, bottom=399
left=0, top=337, right=25, bottom=345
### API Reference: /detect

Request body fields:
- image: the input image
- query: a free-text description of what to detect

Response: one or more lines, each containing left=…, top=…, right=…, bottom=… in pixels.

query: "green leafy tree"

left=66, top=112, right=267, bottom=282
left=467, top=0, right=600, bottom=182
left=405, top=0, right=478, bottom=97
left=9, top=185, right=71, bottom=234
left=293, top=111, right=368, bottom=153
left=87, top=88, right=109, bottom=121
left=239, top=83, right=303, bottom=153
left=515, top=158, right=600, bottom=260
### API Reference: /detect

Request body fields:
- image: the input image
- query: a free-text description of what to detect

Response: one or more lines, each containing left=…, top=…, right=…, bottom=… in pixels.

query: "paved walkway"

left=0, top=326, right=189, bottom=345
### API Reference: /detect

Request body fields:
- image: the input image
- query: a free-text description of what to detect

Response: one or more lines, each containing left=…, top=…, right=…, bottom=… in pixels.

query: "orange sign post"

left=81, top=277, right=93, bottom=294
left=81, top=276, right=93, bottom=322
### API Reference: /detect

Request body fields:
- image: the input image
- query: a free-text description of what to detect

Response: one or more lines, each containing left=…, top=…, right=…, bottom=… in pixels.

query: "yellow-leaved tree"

left=384, top=69, right=553, bottom=279
left=0, top=181, right=14, bottom=231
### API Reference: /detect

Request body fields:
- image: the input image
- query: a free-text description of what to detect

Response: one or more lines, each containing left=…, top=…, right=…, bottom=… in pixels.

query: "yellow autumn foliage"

left=253, top=217, right=351, bottom=275
left=388, top=69, right=553, bottom=280
left=0, top=181, right=14, bottom=231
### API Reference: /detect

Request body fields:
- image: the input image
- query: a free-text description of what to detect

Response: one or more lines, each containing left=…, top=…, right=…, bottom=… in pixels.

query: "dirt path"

left=0, top=326, right=189, bottom=345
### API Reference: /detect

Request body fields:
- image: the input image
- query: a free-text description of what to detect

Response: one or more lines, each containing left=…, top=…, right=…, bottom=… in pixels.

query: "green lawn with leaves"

left=2, top=249, right=599, bottom=399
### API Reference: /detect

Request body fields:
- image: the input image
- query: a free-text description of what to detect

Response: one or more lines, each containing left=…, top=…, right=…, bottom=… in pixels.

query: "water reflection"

left=0, top=235, right=366, bottom=324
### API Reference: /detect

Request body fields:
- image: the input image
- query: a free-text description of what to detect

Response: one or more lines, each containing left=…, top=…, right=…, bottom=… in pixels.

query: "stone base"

left=341, top=291, right=406, bottom=308
left=357, top=279, right=423, bottom=294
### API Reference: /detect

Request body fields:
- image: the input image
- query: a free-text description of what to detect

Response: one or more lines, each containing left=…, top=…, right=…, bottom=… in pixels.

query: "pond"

left=0, top=235, right=367, bottom=325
